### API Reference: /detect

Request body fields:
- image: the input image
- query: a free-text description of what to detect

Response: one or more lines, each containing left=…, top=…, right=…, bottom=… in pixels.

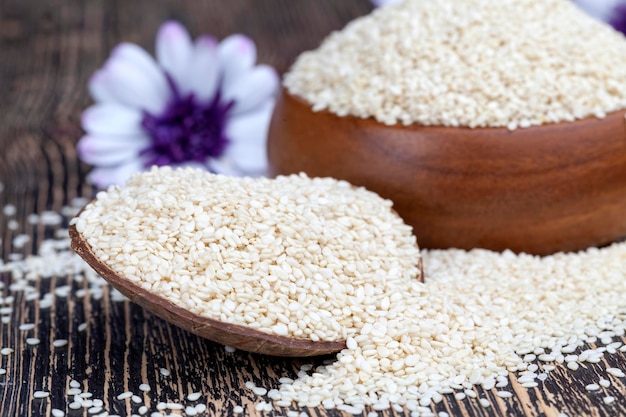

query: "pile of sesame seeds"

left=271, top=243, right=626, bottom=413
left=284, top=0, right=626, bottom=129
left=3, top=173, right=626, bottom=416
left=73, top=166, right=422, bottom=342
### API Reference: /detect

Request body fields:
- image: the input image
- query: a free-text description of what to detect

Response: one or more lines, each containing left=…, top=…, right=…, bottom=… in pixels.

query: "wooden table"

left=1, top=1, right=625, bottom=416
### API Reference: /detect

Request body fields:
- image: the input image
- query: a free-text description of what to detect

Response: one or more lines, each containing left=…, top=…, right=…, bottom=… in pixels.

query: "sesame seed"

left=138, top=406, right=148, bottom=415
left=116, top=391, right=133, bottom=400
left=607, top=368, right=625, bottom=378
left=139, top=383, right=151, bottom=392
left=26, top=338, right=40, bottom=346
left=194, top=404, right=207, bottom=413
left=77, top=322, right=88, bottom=332
left=233, top=405, right=244, bottom=414
left=159, top=368, right=170, bottom=376
left=131, top=395, right=142, bottom=404
left=187, top=392, right=202, bottom=401
left=585, top=384, right=600, bottom=391
left=51, top=408, right=65, bottom=417
left=33, top=391, right=49, bottom=399
left=0, top=348, right=14, bottom=355
left=18, top=323, right=35, bottom=331
left=0, top=369, right=6, bottom=375
left=53, top=339, right=68, bottom=348
left=604, top=396, right=616, bottom=405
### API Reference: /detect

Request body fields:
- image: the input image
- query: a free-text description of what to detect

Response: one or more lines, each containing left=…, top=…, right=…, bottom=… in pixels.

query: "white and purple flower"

left=78, top=21, right=279, bottom=187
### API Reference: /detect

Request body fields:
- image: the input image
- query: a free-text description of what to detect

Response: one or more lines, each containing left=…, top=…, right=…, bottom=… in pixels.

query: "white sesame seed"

left=233, top=405, right=244, bottom=414
left=70, top=379, right=81, bottom=388
left=159, top=368, right=170, bottom=376
left=116, top=391, right=133, bottom=400
left=138, top=383, right=151, bottom=392
left=33, top=391, right=49, bottom=399
left=53, top=339, right=68, bottom=348
left=51, top=409, right=64, bottom=417
left=497, top=391, right=513, bottom=398
left=138, top=406, right=148, bottom=415
left=69, top=402, right=82, bottom=410
left=187, top=392, right=202, bottom=401
left=26, top=338, right=40, bottom=346
left=19, top=323, right=35, bottom=331
left=194, top=404, right=207, bottom=413
left=585, top=384, right=600, bottom=391
left=603, top=396, right=616, bottom=405
left=224, top=345, right=236, bottom=353
left=0, top=348, right=14, bottom=355
left=131, top=395, right=142, bottom=404
left=607, top=368, right=625, bottom=378
left=479, top=398, right=490, bottom=408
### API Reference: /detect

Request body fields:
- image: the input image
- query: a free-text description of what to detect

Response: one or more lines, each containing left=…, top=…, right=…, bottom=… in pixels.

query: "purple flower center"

left=610, top=4, right=626, bottom=35
left=140, top=77, right=233, bottom=167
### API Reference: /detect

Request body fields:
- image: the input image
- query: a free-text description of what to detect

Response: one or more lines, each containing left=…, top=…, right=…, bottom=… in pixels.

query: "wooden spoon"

left=69, top=224, right=346, bottom=357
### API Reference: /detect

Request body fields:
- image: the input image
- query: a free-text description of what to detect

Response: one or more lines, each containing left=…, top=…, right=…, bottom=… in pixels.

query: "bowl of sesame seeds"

left=268, top=0, right=626, bottom=255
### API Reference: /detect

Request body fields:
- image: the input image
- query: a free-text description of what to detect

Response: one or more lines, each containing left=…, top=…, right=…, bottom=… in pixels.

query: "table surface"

left=1, top=1, right=625, bottom=416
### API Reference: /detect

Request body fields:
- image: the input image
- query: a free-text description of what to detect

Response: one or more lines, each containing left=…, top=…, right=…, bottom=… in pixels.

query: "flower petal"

left=574, top=0, right=620, bottom=20
left=111, top=42, right=167, bottom=88
left=87, top=159, right=147, bottom=188
left=78, top=140, right=145, bottom=167
left=99, top=57, right=170, bottom=114
left=186, top=35, right=220, bottom=102
left=81, top=104, right=144, bottom=136
left=222, top=65, right=279, bottom=115
left=222, top=101, right=274, bottom=174
left=77, top=134, right=150, bottom=156
left=218, top=34, right=257, bottom=92
left=88, top=70, right=116, bottom=103
left=156, top=21, right=193, bottom=93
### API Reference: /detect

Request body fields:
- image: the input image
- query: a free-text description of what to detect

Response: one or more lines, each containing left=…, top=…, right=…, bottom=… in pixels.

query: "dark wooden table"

left=1, top=1, right=625, bottom=416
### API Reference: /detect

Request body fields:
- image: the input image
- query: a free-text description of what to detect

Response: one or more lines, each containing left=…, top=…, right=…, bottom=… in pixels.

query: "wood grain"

left=1, top=0, right=626, bottom=416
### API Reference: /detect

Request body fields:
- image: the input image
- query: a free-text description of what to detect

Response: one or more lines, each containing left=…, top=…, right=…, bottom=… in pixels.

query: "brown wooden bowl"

left=268, top=90, right=626, bottom=255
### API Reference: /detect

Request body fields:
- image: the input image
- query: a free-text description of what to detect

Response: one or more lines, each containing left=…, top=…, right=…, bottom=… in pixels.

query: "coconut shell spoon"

left=69, top=213, right=423, bottom=357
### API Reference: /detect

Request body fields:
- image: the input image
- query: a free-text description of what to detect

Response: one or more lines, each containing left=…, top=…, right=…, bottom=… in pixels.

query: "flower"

left=78, top=21, right=279, bottom=187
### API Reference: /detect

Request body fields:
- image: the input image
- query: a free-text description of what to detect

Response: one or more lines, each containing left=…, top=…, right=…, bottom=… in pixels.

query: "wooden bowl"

left=268, top=91, right=626, bottom=255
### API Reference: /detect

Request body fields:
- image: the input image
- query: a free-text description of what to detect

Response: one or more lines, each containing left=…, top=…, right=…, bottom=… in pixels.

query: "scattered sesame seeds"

left=18, top=323, right=35, bottom=331
left=285, top=0, right=626, bottom=129
left=585, top=384, right=600, bottom=392
left=139, top=383, right=151, bottom=392
left=159, top=368, right=170, bottom=377
left=233, top=405, right=244, bottom=414
left=0, top=348, right=14, bottom=355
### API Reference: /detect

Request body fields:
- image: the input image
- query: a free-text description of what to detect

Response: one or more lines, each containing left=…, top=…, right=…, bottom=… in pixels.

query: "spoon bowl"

left=69, top=223, right=346, bottom=357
